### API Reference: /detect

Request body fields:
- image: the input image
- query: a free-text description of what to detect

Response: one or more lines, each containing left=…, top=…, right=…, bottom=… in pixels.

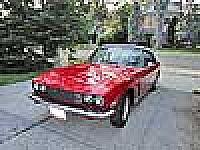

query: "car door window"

left=143, top=50, right=156, bottom=67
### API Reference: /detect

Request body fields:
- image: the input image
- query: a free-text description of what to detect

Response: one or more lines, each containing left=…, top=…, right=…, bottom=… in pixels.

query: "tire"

left=150, top=79, right=157, bottom=92
left=150, top=70, right=160, bottom=92
left=128, top=88, right=135, bottom=106
left=110, top=93, right=131, bottom=128
left=34, top=99, right=41, bottom=104
left=129, top=88, right=139, bottom=106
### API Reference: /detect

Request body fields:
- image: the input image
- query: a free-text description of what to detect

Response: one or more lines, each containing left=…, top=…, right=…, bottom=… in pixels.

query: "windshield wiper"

left=126, top=62, right=138, bottom=66
left=109, top=62, right=119, bottom=65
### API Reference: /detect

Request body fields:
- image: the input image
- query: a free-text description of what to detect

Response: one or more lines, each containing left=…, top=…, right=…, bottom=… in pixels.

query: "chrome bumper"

left=29, top=94, right=115, bottom=119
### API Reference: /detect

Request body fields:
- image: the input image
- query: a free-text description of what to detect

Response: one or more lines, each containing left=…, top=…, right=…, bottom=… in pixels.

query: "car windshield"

left=91, top=46, right=143, bottom=67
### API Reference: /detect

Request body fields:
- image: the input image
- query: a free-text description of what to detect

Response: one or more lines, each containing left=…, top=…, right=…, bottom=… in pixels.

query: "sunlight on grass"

left=157, top=48, right=200, bottom=56
left=0, top=72, right=40, bottom=86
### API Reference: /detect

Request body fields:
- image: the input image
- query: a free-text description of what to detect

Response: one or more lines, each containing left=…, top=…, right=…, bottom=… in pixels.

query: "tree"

left=0, top=0, right=111, bottom=68
left=100, top=2, right=132, bottom=44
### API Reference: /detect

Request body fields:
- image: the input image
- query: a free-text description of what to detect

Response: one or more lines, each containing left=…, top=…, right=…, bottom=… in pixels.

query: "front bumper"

left=29, top=94, right=115, bottom=119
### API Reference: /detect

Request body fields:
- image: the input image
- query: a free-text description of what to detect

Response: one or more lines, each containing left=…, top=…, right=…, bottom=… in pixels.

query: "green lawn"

left=157, top=48, right=200, bottom=56
left=0, top=72, right=40, bottom=86
left=158, top=48, right=200, bottom=52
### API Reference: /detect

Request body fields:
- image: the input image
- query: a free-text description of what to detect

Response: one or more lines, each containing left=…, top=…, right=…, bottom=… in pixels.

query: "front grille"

left=63, top=92, right=82, bottom=100
left=32, top=86, right=109, bottom=112
left=47, top=88, right=62, bottom=98
left=44, top=86, right=82, bottom=103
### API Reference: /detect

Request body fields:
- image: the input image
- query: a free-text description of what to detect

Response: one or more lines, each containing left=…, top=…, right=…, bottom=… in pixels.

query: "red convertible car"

left=30, top=44, right=160, bottom=128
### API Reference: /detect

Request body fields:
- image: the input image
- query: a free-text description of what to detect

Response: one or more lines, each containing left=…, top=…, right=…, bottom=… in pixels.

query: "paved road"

left=159, top=55, right=200, bottom=70
left=0, top=55, right=199, bottom=150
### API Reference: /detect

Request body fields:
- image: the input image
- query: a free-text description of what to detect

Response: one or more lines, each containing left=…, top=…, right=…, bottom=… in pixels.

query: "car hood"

left=33, top=64, right=140, bottom=95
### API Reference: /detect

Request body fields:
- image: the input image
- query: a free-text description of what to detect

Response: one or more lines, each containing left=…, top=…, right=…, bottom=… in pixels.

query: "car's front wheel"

left=110, top=93, right=130, bottom=128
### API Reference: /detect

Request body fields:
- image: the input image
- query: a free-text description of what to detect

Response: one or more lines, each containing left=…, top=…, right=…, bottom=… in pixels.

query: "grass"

left=157, top=48, right=200, bottom=56
left=158, top=47, right=200, bottom=52
left=0, top=71, right=40, bottom=86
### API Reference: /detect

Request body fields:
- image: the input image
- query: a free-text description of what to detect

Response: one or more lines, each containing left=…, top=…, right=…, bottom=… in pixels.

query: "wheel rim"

left=122, top=95, right=129, bottom=121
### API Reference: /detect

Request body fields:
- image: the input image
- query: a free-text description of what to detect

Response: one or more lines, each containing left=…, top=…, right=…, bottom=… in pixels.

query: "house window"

left=33, top=0, right=42, bottom=9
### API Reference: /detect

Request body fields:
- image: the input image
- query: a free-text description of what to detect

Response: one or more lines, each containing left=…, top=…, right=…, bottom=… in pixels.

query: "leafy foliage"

left=0, top=0, right=98, bottom=69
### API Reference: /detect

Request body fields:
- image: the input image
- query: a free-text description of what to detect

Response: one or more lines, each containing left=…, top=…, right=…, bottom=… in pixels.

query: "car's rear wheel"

left=150, top=80, right=157, bottom=92
left=150, top=71, right=160, bottom=92
left=110, top=93, right=130, bottom=128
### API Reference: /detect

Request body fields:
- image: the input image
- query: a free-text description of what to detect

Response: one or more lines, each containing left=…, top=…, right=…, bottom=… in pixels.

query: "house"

left=128, top=0, right=168, bottom=48
left=129, top=0, right=200, bottom=48
left=162, top=0, right=200, bottom=48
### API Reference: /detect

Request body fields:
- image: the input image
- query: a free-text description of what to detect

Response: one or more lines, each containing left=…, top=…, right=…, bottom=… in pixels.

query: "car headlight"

left=33, top=83, right=46, bottom=91
left=39, top=85, right=46, bottom=91
left=82, top=95, right=104, bottom=105
left=33, top=83, right=39, bottom=91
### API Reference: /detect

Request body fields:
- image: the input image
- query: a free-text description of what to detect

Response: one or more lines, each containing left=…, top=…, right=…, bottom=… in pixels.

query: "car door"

left=134, top=50, right=148, bottom=97
left=140, top=52, right=149, bottom=96
left=143, top=49, right=158, bottom=91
